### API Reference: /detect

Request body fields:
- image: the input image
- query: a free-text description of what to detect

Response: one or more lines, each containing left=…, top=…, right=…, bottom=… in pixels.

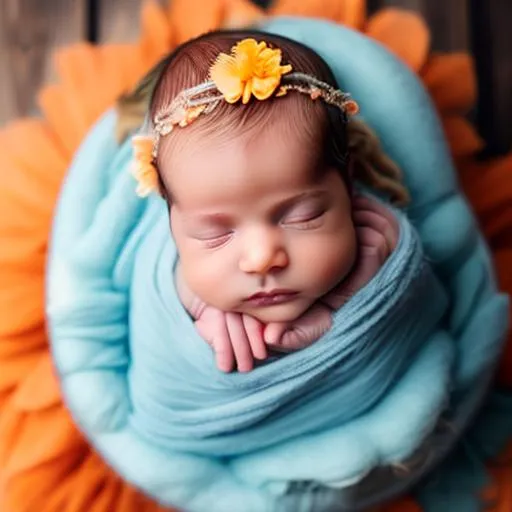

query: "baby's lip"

left=243, top=290, right=299, bottom=307
left=245, top=289, right=297, bottom=301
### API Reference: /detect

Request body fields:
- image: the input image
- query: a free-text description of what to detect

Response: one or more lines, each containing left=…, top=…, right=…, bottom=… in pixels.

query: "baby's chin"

left=240, top=299, right=314, bottom=324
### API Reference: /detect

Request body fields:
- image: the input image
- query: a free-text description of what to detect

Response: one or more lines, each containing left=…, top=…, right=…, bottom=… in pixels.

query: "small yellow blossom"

left=209, top=38, right=292, bottom=104
left=132, top=135, right=159, bottom=197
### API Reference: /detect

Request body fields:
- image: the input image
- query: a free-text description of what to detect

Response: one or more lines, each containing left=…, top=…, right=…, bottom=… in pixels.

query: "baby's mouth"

left=244, top=289, right=298, bottom=307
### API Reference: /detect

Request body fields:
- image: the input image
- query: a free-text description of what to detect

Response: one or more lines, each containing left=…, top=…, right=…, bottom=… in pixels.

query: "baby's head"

left=144, top=30, right=362, bottom=323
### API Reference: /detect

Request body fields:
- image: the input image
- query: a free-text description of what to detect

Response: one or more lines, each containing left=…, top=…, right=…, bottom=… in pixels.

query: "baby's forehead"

left=169, top=123, right=321, bottom=180
left=161, top=123, right=326, bottom=210
left=156, top=93, right=329, bottom=203
left=166, top=104, right=324, bottom=166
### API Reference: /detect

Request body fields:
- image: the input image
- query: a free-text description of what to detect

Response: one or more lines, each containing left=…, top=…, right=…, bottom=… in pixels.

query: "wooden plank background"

left=0, top=0, right=86, bottom=123
left=0, top=0, right=510, bottom=153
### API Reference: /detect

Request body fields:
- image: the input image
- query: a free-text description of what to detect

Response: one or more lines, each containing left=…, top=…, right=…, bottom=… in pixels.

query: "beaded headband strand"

left=131, top=38, right=359, bottom=197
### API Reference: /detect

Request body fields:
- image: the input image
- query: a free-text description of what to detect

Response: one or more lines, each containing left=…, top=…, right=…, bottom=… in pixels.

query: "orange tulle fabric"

left=0, top=1, right=511, bottom=511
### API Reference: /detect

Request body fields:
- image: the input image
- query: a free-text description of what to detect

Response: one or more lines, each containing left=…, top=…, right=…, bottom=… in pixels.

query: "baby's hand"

left=263, top=304, right=333, bottom=352
left=195, top=307, right=268, bottom=373
left=323, top=194, right=399, bottom=310
left=176, top=263, right=267, bottom=372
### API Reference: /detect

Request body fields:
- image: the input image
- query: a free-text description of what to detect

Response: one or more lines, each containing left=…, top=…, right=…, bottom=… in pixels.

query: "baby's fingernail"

left=254, top=349, right=268, bottom=360
left=238, top=361, right=253, bottom=373
left=264, top=334, right=278, bottom=345
left=218, top=361, right=233, bottom=373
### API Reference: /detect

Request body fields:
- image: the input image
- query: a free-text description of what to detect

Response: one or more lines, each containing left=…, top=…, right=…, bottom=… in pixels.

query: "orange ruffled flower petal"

left=222, top=0, right=266, bottom=29
left=381, top=496, right=422, bottom=512
left=442, top=116, right=485, bottom=158
left=167, top=0, right=225, bottom=46
left=338, top=0, right=366, bottom=30
left=423, top=53, right=477, bottom=114
left=485, top=452, right=512, bottom=512
left=210, top=38, right=292, bottom=104
left=12, top=355, right=61, bottom=412
left=271, top=0, right=366, bottom=30
left=139, top=1, right=174, bottom=68
left=366, top=8, right=430, bottom=72
left=460, top=155, right=512, bottom=215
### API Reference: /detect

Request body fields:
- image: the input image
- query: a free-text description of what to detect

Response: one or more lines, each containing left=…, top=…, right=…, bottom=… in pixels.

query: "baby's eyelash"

left=289, top=217, right=324, bottom=230
left=200, top=232, right=233, bottom=249
left=281, top=209, right=325, bottom=229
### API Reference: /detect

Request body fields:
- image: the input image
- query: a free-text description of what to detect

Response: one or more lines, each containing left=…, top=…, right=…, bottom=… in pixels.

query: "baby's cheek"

left=182, top=256, right=231, bottom=309
left=303, top=231, right=357, bottom=296
left=182, top=259, right=213, bottom=300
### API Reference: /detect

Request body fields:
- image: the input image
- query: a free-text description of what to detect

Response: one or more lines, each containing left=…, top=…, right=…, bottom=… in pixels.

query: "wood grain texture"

left=470, top=0, right=512, bottom=153
left=0, top=0, right=86, bottom=125
left=97, top=0, right=166, bottom=43
left=489, top=2, right=512, bottom=153
left=97, top=0, right=144, bottom=43
left=424, top=0, right=468, bottom=52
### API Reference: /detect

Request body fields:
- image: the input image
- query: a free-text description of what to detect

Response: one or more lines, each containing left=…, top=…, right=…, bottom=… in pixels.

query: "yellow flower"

left=131, top=135, right=159, bottom=197
left=209, top=38, right=292, bottom=104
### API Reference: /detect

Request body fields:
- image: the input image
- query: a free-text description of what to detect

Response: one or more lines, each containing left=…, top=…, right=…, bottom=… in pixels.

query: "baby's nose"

left=239, top=232, right=289, bottom=275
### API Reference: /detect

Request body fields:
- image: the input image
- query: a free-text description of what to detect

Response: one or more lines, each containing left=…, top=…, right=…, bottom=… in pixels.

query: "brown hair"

left=117, top=29, right=409, bottom=205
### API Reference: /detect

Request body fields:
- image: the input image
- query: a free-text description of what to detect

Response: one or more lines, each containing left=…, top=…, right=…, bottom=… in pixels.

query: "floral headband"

left=131, top=38, right=359, bottom=197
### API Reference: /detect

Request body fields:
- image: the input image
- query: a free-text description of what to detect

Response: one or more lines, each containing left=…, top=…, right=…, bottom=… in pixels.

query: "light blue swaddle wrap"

left=47, top=16, right=510, bottom=512
left=128, top=198, right=445, bottom=458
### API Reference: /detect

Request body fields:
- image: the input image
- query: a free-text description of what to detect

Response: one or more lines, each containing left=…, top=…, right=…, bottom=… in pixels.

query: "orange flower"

left=2, top=2, right=512, bottom=512
left=131, top=135, right=159, bottom=197
left=209, top=38, right=292, bottom=104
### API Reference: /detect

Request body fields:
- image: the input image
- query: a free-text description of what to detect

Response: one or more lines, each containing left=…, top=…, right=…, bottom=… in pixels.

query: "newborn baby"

left=174, top=182, right=399, bottom=372
left=132, top=31, right=406, bottom=372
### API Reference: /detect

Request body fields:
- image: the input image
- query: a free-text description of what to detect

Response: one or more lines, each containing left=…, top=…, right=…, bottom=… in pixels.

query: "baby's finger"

left=196, top=316, right=234, bottom=373
left=356, top=226, right=389, bottom=265
left=324, top=250, right=383, bottom=309
left=280, top=305, right=332, bottom=350
left=349, top=250, right=382, bottom=287
left=352, top=195, right=392, bottom=213
left=263, top=322, right=289, bottom=347
left=353, top=210, right=398, bottom=251
left=242, top=315, right=267, bottom=360
left=353, top=196, right=400, bottom=227
left=354, top=193, right=399, bottom=216
left=226, top=313, right=254, bottom=373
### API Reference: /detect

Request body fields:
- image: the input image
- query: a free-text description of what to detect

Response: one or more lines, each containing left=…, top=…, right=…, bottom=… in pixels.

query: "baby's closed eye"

left=280, top=202, right=326, bottom=229
left=193, top=229, right=234, bottom=249
left=183, top=215, right=234, bottom=249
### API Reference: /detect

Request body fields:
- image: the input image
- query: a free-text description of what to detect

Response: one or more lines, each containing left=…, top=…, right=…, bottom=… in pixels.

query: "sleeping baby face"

left=159, top=114, right=357, bottom=323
